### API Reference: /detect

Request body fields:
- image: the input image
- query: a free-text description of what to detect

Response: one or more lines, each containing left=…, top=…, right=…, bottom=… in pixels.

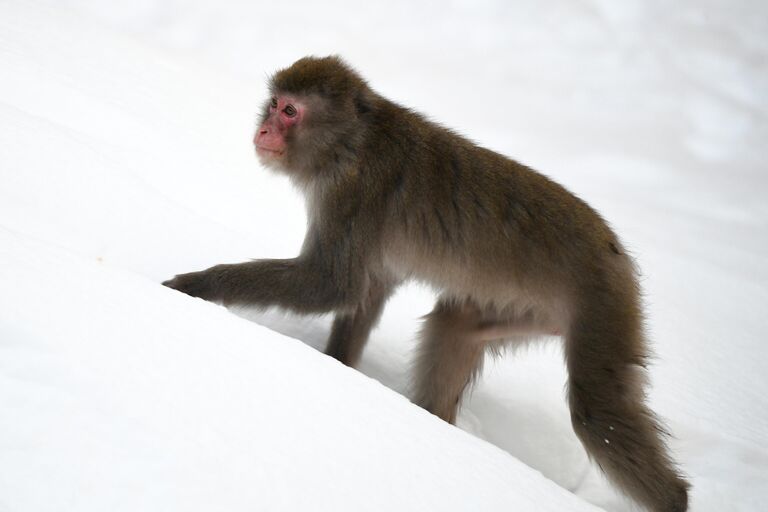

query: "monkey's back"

left=369, top=100, right=634, bottom=311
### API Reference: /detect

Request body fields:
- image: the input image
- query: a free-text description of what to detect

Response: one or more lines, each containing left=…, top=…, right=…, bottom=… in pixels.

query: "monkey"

left=163, top=56, right=689, bottom=511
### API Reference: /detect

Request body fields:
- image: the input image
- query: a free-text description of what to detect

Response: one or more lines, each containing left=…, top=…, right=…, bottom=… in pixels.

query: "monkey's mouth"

left=256, top=146, right=285, bottom=158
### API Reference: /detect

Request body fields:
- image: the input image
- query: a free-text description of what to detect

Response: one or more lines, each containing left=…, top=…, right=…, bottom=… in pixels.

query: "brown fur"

left=164, top=55, right=689, bottom=511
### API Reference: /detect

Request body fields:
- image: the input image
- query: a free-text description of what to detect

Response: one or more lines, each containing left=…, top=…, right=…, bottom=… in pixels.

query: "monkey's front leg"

left=163, top=258, right=346, bottom=314
left=325, top=278, right=395, bottom=367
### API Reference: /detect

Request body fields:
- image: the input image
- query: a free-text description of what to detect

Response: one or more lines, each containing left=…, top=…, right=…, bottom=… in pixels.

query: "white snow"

left=1, top=1, right=767, bottom=511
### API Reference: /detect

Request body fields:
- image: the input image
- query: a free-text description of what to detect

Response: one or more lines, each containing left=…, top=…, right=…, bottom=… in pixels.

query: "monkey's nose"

left=254, top=129, right=268, bottom=146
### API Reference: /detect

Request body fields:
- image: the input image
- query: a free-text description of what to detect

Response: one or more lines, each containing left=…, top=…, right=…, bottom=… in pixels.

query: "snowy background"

left=1, top=1, right=767, bottom=510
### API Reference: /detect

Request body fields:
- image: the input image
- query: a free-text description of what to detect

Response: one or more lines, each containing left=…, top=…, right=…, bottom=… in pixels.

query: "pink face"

left=254, top=95, right=304, bottom=159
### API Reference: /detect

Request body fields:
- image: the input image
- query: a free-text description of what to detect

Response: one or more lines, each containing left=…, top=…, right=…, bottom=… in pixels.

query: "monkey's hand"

left=162, top=265, right=229, bottom=302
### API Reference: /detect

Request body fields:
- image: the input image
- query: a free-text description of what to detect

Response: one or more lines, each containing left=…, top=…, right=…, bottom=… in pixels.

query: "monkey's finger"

left=162, top=272, right=214, bottom=300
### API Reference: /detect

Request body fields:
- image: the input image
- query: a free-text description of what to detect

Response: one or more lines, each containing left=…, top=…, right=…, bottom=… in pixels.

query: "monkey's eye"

left=270, top=98, right=278, bottom=109
left=284, top=104, right=297, bottom=117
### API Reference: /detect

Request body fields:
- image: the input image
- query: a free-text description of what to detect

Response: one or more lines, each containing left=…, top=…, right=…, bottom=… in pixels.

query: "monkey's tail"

left=565, top=287, right=689, bottom=512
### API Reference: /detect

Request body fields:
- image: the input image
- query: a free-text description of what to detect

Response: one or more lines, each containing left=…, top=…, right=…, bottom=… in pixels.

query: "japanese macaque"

left=164, top=56, right=689, bottom=511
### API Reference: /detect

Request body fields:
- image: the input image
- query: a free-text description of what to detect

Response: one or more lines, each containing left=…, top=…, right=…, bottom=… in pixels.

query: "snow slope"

left=0, top=229, right=601, bottom=512
left=1, top=1, right=767, bottom=510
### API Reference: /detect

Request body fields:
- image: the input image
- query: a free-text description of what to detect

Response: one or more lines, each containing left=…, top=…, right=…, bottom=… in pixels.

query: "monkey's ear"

left=354, top=90, right=373, bottom=116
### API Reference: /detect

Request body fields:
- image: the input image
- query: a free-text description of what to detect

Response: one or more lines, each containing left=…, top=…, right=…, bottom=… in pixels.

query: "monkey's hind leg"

left=325, top=279, right=393, bottom=367
left=412, top=300, right=487, bottom=424
left=566, top=292, right=689, bottom=512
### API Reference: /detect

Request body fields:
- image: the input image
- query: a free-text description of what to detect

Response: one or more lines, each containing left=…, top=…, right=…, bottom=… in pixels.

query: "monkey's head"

left=255, top=56, right=375, bottom=181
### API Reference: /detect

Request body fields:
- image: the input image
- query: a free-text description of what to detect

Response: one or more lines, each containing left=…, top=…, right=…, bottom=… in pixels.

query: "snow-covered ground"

left=1, top=1, right=766, bottom=510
